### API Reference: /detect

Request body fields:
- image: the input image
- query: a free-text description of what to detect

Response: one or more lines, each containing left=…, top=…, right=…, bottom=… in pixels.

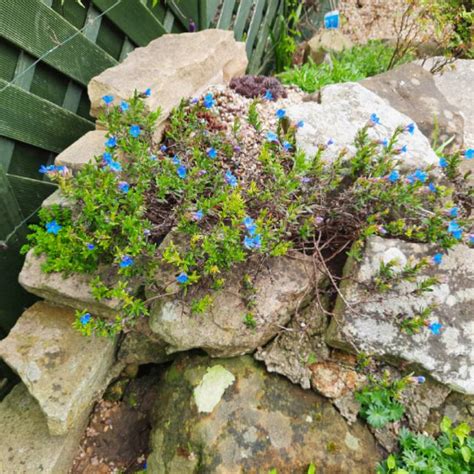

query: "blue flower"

left=176, top=272, right=189, bottom=284
left=46, top=220, right=62, bottom=235
left=406, top=123, right=415, bottom=135
left=192, top=210, right=203, bottom=221
left=263, top=89, right=274, bottom=101
left=266, top=131, right=278, bottom=142
left=119, top=255, right=134, bottom=268
left=464, top=148, right=474, bottom=159
left=244, top=234, right=261, bottom=250
left=283, top=141, right=292, bottom=151
left=327, top=138, right=334, bottom=146
left=439, top=157, right=448, bottom=168
left=296, top=120, right=304, bottom=128
left=103, top=152, right=113, bottom=164
left=172, top=155, right=180, bottom=166
left=39, top=164, right=57, bottom=174
left=276, top=109, right=286, bottom=119
left=108, top=160, right=122, bottom=172
left=381, top=138, right=388, bottom=148
left=449, top=207, right=459, bottom=217
left=370, top=113, right=380, bottom=125
left=144, top=88, right=151, bottom=97
left=413, top=376, right=426, bottom=384
left=408, top=169, right=427, bottom=184
left=102, top=95, right=114, bottom=105
left=469, top=234, right=474, bottom=245
left=86, top=243, right=95, bottom=250
left=80, top=313, right=91, bottom=325
left=225, top=170, right=238, bottom=187
left=432, top=253, right=443, bottom=265
left=160, top=145, right=167, bottom=152
left=118, top=181, right=130, bottom=193
left=150, top=154, right=157, bottom=161
left=428, top=182, right=437, bottom=193
left=452, top=229, right=463, bottom=240
left=448, top=220, right=461, bottom=233
left=243, top=216, right=257, bottom=236
left=400, top=145, right=407, bottom=153
left=207, top=147, right=217, bottom=159
left=428, top=322, right=442, bottom=335
left=105, top=136, right=117, bottom=148
left=203, top=93, right=215, bottom=109
left=120, top=101, right=129, bottom=112
left=129, top=125, right=141, bottom=138
left=177, top=165, right=187, bottom=179
left=388, top=170, right=400, bottom=183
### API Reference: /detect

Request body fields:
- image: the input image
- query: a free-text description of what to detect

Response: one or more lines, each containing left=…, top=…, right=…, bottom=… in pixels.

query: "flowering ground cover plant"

left=23, top=87, right=473, bottom=337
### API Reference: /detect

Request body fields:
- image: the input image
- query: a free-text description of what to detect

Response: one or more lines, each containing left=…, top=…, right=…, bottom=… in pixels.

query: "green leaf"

left=387, top=454, right=396, bottom=470
left=443, top=447, right=455, bottom=456
left=460, top=446, right=471, bottom=463
left=454, top=422, right=471, bottom=446
left=440, top=416, right=452, bottom=433
left=307, top=463, right=316, bottom=474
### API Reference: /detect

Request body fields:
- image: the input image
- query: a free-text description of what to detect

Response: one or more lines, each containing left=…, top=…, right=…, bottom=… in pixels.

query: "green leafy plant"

left=377, top=416, right=474, bottom=473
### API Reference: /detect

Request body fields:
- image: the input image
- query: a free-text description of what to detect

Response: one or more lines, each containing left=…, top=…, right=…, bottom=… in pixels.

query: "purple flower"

left=160, top=145, right=167, bottom=152
left=203, top=93, right=215, bottom=109
left=276, top=109, right=286, bottom=119
left=188, top=20, right=197, bottom=32
left=192, top=210, right=203, bottom=221
left=105, top=136, right=117, bottom=148
left=296, top=120, right=304, bottom=128
left=263, top=89, right=273, bottom=101
left=224, top=170, right=238, bottom=187
left=283, top=141, right=292, bottom=151
left=119, top=255, right=134, bottom=268
left=463, top=148, right=473, bottom=159
left=370, top=113, right=381, bottom=125
left=207, top=147, right=217, bottom=159
left=244, top=234, right=262, bottom=250
left=315, top=216, right=324, bottom=225
left=378, top=225, right=387, bottom=235
left=46, top=220, right=62, bottom=235
left=102, top=95, right=114, bottom=105
left=327, top=138, right=334, bottom=146
left=129, top=125, right=141, bottom=138
left=120, top=101, right=129, bottom=112
left=266, top=131, right=278, bottom=142
left=86, top=243, right=95, bottom=250
left=80, top=313, right=91, bottom=325
left=118, top=181, right=130, bottom=193
left=410, top=375, right=426, bottom=384
left=234, top=145, right=241, bottom=153
left=176, top=272, right=189, bottom=284
left=388, top=170, right=400, bottom=183
left=406, top=123, right=416, bottom=135
left=449, top=207, right=459, bottom=217
left=428, top=322, right=443, bottom=335
left=144, top=88, right=152, bottom=97
left=177, top=165, right=187, bottom=179
left=439, top=157, right=448, bottom=168
left=432, top=253, right=443, bottom=265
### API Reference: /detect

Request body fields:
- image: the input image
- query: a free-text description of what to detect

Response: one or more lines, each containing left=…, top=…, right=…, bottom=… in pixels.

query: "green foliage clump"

left=378, top=416, right=474, bottom=473
left=278, top=40, right=413, bottom=93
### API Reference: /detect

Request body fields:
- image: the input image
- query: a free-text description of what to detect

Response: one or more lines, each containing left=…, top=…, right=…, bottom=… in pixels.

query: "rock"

left=0, top=302, right=116, bottom=435
left=305, top=29, right=353, bottom=64
left=0, top=383, right=87, bottom=473
left=148, top=254, right=317, bottom=357
left=327, top=236, right=474, bottom=394
left=361, top=63, right=464, bottom=148
left=19, top=250, right=131, bottom=319
left=147, top=355, right=382, bottom=473
left=88, top=30, right=248, bottom=123
left=255, top=300, right=330, bottom=389
left=54, top=130, right=107, bottom=172
left=41, top=189, right=73, bottom=208
left=287, top=82, right=439, bottom=171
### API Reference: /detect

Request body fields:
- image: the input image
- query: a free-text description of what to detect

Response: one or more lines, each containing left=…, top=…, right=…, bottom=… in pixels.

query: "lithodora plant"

left=23, top=89, right=473, bottom=337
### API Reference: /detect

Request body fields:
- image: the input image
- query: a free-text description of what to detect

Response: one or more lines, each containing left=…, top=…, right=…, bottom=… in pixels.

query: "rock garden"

left=0, top=3, right=473, bottom=473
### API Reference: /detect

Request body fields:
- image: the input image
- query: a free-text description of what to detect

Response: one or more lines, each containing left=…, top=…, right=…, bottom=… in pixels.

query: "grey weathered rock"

left=148, top=254, right=317, bottom=357
left=41, top=189, right=72, bottom=208
left=0, top=383, right=87, bottom=474
left=287, top=82, right=439, bottom=171
left=88, top=30, right=248, bottom=122
left=0, top=301, right=116, bottom=436
left=327, top=236, right=474, bottom=394
left=361, top=63, right=464, bottom=148
left=147, top=355, right=382, bottom=473
left=19, top=250, right=129, bottom=319
left=54, top=130, right=107, bottom=172
left=255, top=300, right=330, bottom=389
left=305, top=29, right=353, bottom=64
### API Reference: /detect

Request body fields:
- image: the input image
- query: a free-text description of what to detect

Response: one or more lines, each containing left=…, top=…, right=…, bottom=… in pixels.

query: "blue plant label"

left=324, top=10, right=340, bottom=29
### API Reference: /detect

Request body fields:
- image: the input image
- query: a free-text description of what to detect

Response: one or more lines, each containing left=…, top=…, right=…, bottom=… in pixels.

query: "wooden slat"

left=233, top=0, right=254, bottom=40
left=206, top=0, right=221, bottom=27
left=166, top=0, right=191, bottom=30
left=163, top=10, right=176, bottom=33
left=216, top=0, right=236, bottom=30
left=245, top=0, right=266, bottom=58
left=0, top=79, right=94, bottom=153
left=168, top=0, right=200, bottom=28
left=92, top=0, right=167, bottom=46
left=0, top=0, right=117, bottom=86
left=0, top=167, right=24, bottom=240
left=0, top=138, right=15, bottom=172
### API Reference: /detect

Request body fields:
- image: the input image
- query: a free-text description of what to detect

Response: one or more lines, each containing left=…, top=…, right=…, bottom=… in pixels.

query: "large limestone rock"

left=88, top=29, right=248, bottom=121
left=327, top=236, right=474, bottom=394
left=0, top=302, right=116, bottom=436
left=147, top=355, right=382, bottom=473
left=0, top=383, right=87, bottom=474
left=288, top=82, right=439, bottom=170
left=361, top=63, right=464, bottom=148
left=305, top=29, right=353, bottom=64
left=148, top=254, right=317, bottom=357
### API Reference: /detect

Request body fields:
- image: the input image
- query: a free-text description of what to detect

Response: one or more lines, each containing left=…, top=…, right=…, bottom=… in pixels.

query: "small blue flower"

left=176, top=272, right=189, bottom=284
left=86, top=243, right=95, bottom=250
left=129, top=125, right=141, bottom=138
left=105, top=136, right=117, bottom=148
left=388, top=170, right=400, bottom=183
left=172, top=155, right=180, bottom=166
left=432, top=253, right=443, bottom=265
left=327, top=138, right=334, bottom=146
left=207, top=147, right=217, bottom=159
left=400, top=145, right=407, bottom=153
left=263, top=89, right=274, bottom=101
left=448, top=220, right=461, bottom=233
left=464, top=148, right=474, bottom=159
left=144, top=88, right=151, bottom=97
left=370, top=113, right=381, bottom=125
left=243, top=216, right=257, bottom=236
left=203, top=93, right=215, bottom=109
left=266, top=131, right=278, bottom=142
left=160, top=145, right=167, bottom=152
left=80, top=313, right=91, bottom=325
left=224, top=170, right=238, bottom=187
left=120, top=101, right=129, bottom=112
left=192, top=210, right=203, bottom=221
left=406, top=123, right=416, bottom=135
left=102, top=95, right=114, bottom=105
left=469, top=234, right=474, bottom=245
left=449, top=207, right=459, bottom=217
left=296, top=120, right=304, bottom=128
left=39, top=164, right=56, bottom=174
left=119, top=255, right=134, bottom=268
left=428, top=322, right=443, bottom=335
left=177, top=165, right=187, bottom=179
left=108, top=160, right=122, bottom=172
left=381, top=138, right=388, bottom=148
left=408, top=169, right=427, bottom=184
left=414, top=376, right=426, bottom=384
left=428, top=182, right=437, bottom=193
left=283, top=141, right=292, bottom=151
left=118, top=181, right=130, bottom=193
left=46, top=220, right=62, bottom=235
left=103, top=152, right=113, bottom=164
left=243, top=234, right=262, bottom=250
left=439, top=157, right=448, bottom=168
left=452, top=229, right=463, bottom=240
left=276, top=109, right=286, bottom=119
left=149, top=154, right=157, bottom=161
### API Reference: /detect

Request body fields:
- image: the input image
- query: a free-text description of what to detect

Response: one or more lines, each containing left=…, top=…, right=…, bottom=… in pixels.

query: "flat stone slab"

left=54, top=129, right=107, bottom=172
left=0, top=383, right=87, bottom=474
left=327, top=236, right=474, bottom=394
left=88, top=29, right=247, bottom=120
left=0, top=301, right=116, bottom=435
left=287, top=82, right=439, bottom=171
